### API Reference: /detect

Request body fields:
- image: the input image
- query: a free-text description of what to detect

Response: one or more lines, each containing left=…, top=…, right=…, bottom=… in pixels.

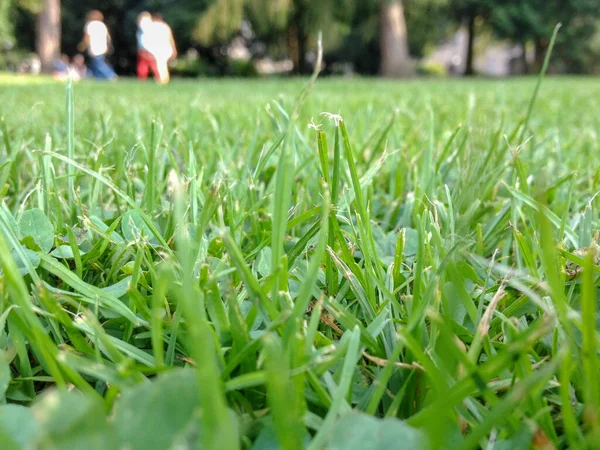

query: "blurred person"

left=53, top=54, right=70, bottom=80
left=78, top=10, right=117, bottom=80
left=71, top=54, right=88, bottom=80
left=52, top=54, right=87, bottom=82
left=151, top=13, right=177, bottom=84
left=136, top=12, right=159, bottom=81
left=18, top=55, right=41, bottom=74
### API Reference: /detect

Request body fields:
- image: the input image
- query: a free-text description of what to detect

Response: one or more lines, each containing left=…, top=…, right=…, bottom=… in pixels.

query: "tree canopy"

left=490, top=0, right=600, bottom=73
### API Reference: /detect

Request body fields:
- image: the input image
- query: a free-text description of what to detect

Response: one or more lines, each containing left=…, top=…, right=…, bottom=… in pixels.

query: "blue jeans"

left=88, top=55, right=116, bottom=80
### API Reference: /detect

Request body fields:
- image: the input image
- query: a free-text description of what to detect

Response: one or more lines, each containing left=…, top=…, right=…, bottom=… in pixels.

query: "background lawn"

left=0, top=75, right=600, bottom=449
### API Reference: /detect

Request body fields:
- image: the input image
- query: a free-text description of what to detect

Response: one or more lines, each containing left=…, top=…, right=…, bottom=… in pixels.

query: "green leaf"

left=256, top=247, right=272, bottom=276
left=2, top=208, right=20, bottom=244
left=326, top=413, right=428, bottom=450
left=403, top=228, right=419, bottom=257
left=252, top=425, right=310, bottom=450
left=252, top=426, right=281, bottom=450
left=0, top=404, right=40, bottom=449
left=113, top=369, right=200, bottom=450
left=33, top=390, right=116, bottom=450
left=11, top=247, right=40, bottom=275
left=19, top=208, right=54, bottom=254
left=0, top=356, right=9, bottom=403
left=51, top=245, right=87, bottom=259
left=120, top=261, right=136, bottom=275
left=492, top=424, right=533, bottom=450
left=38, top=253, right=142, bottom=326
left=89, top=215, right=124, bottom=244
left=121, top=210, right=154, bottom=243
left=101, top=276, right=132, bottom=298
left=372, top=224, right=397, bottom=266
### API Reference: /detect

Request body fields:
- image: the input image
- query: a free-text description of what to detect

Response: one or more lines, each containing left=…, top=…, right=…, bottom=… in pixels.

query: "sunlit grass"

left=0, top=69, right=599, bottom=448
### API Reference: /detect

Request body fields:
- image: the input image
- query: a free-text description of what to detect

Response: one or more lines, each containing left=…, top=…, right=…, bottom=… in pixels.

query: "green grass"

left=0, top=72, right=600, bottom=449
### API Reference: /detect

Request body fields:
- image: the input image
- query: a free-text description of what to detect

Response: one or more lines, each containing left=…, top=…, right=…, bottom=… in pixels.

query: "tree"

left=487, top=2, right=539, bottom=73
left=37, top=0, right=60, bottom=73
left=379, top=0, right=412, bottom=77
left=0, top=0, right=59, bottom=73
left=0, top=0, right=39, bottom=48
left=324, top=0, right=450, bottom=75
left=403, top=0, right=451, bottom=58
left=194, top=0, right=352, bottom=74
left=490, top=0, right=600, bottom=74
left=446, top=0, right=490, bottom=76
left=0, top=1, right=14, bottom=46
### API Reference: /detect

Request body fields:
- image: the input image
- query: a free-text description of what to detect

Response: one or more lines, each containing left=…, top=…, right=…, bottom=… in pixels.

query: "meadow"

left=0, top=73, right=599, bottom=449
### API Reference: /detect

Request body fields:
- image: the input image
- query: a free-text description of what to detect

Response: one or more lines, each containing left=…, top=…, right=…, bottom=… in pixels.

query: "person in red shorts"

left=136, top=12, right=158, bottom=81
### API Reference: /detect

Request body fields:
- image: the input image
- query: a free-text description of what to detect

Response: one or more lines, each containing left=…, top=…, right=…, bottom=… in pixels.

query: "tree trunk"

left=288, top=3, right=309, bottom=74
left=464, top=12, right=475, bottom=76
left=37, top=0, right=61, bottom=74
left=519, top=42, right=528, bottom=75
left=296, top=22, right=308, bottom=74
left=533, top=38, right=548, bottom=74
left=379, top=0, right=412, bottom=77
left=287, top=25, right=299, bottom=74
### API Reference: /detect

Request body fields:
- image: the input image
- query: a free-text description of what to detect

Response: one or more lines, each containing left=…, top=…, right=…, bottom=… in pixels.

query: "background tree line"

left=1, top=0, right=600, bottom=76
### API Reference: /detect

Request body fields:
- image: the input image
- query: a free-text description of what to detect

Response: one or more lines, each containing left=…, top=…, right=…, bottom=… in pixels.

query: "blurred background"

left=1, top=0, right=599, bottom=78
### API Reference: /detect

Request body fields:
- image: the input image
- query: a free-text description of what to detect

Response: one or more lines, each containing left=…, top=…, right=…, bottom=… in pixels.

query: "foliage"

left=1, top=70, right=600, bottom=447
left=0, top=0, right=39, bottom=47
left=0, top=369, right=426, bottom=449
left=490, top=0, right=600, bottom=73
left=194, top=0, right=360, bottom=73
left=170, top=57, right=218, bottom=77
left=415, top=60, right=447, bottom=76
left=0, top=0, right=13, bottom=46
left=324, top=0, right=451, bottom=74
left=403, top=0, right=451, bottom=57
left=194, top=0, right=351, bottom=44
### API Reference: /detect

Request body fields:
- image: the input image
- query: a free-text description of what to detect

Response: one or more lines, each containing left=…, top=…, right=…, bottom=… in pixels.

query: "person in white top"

left=150, top=14, right=177, bottom=84
left=78, top=10, right=116, bottom=80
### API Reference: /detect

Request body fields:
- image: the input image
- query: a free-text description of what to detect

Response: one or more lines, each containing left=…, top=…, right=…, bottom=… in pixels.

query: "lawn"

left=0, top=74, right=599, bottom=449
